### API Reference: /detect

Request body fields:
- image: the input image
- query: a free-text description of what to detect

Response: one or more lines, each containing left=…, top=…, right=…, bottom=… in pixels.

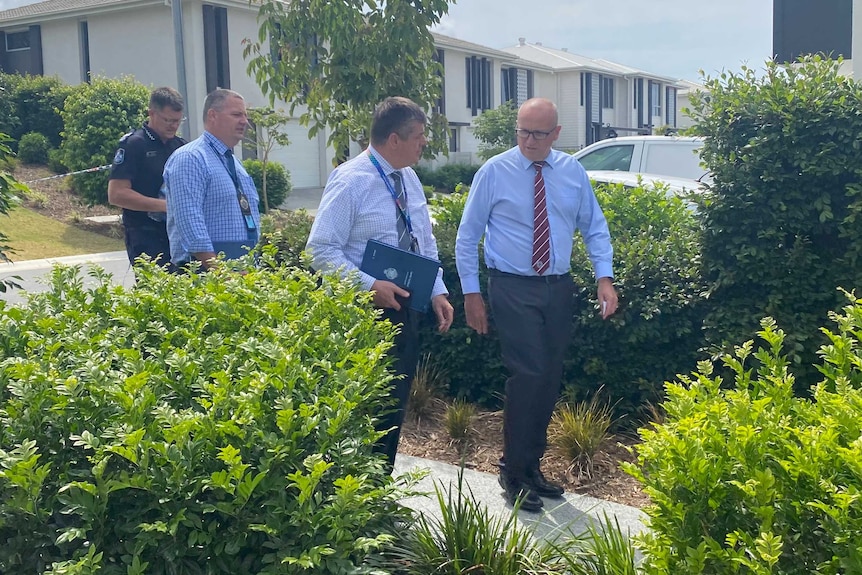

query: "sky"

left=0, top=0, right=774, bottom=83
left=435, top=0, right=774, bottom=82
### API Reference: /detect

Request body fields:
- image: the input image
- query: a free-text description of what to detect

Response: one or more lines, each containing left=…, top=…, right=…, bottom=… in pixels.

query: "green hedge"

left=0, top=261, right=412, bottom=574
left=629, top=295, right=862, bottom=573
left=0, top=73, right=71, bottom=149
left=59, top=76, right=149, bottom=205
left=414, top=163, right=480, bottom=193
left=689, top=56, right=862, bottom=389
left=428, top=179, right=707, bottom=416
left=261, top=181, right=706, bottom=417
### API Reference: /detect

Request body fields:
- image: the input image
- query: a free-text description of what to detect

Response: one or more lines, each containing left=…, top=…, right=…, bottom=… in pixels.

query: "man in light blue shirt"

left=455, top=98, right=618, bottom=511
left=164, top=88, right=260, bottom=270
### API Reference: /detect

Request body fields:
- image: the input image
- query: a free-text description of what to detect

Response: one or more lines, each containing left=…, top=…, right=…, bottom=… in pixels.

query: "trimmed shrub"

left=59, top=76, right=149, bottom=205
left=628, top=296, right=862, bottom=574
left=689, top=56, right=862, bottom=389
left=17, top=131, right=50, bottom=165
left=9, top=74, right=72, bottom=148
left=419, top=180, right=707, bottom=413
left=0, top=261, right=413, bottom=573
left=242, top=158, right=292, bottom=213
left=415, top=163, right=480, bottom=193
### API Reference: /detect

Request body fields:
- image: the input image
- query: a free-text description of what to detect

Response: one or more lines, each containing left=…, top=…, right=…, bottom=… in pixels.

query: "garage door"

left=267, top=120, right=323, bottom=189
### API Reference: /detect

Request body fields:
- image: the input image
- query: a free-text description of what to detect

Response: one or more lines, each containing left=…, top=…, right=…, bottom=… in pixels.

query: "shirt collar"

left=366, top=144, right=397, bottom=175
left=142, top=122, right=158, bottom=142
left=516, top=148, right=556, bottom=171
left=203, top=131, right=231, bottom=155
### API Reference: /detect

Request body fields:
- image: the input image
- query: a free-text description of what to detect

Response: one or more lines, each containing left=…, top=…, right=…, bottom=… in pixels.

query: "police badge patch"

left=113, top=149, right=125, bottom=165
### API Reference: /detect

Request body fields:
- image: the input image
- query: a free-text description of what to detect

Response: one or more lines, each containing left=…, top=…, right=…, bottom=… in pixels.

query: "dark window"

left=203, top=4, right=230, bottom=92
left=580, top=72, right=585, bottom=106
left=577, top=144, right=635, bottom=171
left=79, top=21, right=90, bottom=83
left=665, top=86, right=677, bottom=126
left=5, top=31, right=29, bottom=51
left=601, top=76, right=614, bottom=109
left=449, top=127, right=458, bottom=153
left=465, top=56, right=491, bottom=115
left=433, top=49, right=445, bottom=114
left=501, top=67, right=532, bottom=106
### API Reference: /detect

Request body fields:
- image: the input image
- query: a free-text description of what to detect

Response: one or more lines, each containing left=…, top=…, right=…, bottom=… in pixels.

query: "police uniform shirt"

left=109, top=122, right=186, bottom=229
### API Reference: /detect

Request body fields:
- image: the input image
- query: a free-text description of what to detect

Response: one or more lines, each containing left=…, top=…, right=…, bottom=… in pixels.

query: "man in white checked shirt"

left=306, top=96, right=454, bottom=472
left=455, top=98, right=618, bottom=511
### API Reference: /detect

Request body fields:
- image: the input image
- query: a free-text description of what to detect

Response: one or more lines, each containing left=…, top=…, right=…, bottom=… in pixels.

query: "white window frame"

left=5, top=30, right=30, bottom=52
left=650, top=82, right=661, bottom=117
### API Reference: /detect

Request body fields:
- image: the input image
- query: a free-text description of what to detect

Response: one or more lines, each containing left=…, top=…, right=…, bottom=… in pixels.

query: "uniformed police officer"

left=108, top=86, right=187, bottom=270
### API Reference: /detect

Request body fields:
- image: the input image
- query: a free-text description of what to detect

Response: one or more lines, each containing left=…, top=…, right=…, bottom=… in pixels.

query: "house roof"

left=431, top=32, right=517, bottom=61
left=502, top=40, right=683, bottom=85
left=0, top=0, right=254, bottom=25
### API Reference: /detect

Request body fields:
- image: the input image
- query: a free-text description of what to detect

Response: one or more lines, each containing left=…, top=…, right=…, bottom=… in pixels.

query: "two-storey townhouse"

left=501, top=38, right=687, bottom=149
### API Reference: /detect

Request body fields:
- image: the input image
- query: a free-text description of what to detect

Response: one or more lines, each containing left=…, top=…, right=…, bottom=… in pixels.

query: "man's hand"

left=371, top=280, right=410, bottom=310
left=597, top=277, right=619, bottom=319
left=464, top=292, right=488, bottom=334
left=431, top=294, right=454, bottom=333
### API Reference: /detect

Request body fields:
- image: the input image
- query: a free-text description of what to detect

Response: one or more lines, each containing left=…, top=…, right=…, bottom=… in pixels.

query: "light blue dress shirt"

left=455, top=146, right=614, bottom=294
left=164, top=131, right=260, bottom=264
left=306, top=145, right=448, bottom=298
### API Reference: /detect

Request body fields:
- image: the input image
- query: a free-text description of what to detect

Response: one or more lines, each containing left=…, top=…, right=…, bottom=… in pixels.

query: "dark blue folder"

left=212, top=241, right=254, bottom=260
left=360, top=239, right=440, bottom=312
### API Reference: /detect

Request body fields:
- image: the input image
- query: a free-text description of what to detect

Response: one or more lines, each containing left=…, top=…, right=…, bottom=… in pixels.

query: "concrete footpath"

left=394, top=454, right=645, bottom=540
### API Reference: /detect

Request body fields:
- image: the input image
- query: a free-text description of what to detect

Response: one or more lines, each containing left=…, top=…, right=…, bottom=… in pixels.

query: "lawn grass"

left=2, top=206, right=123, bottom=261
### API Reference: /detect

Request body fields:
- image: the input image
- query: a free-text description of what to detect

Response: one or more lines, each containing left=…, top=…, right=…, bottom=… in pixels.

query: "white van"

left=573, top=136, right=708, bottom=181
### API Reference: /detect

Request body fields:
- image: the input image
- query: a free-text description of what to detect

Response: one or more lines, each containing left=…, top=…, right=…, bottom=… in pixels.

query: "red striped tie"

left=531, top=161, right=550, bottom=275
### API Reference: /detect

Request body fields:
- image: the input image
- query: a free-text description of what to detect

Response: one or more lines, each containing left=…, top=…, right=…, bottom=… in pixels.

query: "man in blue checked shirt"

left=164, top=88, right=260, bottom=270
left=306, top=96, right=455, bottom=472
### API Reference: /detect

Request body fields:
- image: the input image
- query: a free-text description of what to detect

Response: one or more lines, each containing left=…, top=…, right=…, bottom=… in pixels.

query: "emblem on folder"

left=384, top=267, right=398, bottom=280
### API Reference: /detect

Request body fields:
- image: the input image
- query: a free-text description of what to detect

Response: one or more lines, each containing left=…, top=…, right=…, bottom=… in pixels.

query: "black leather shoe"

left=526, top=466, right=565, bottom=498
left=498, top=473, right=544, bottom=511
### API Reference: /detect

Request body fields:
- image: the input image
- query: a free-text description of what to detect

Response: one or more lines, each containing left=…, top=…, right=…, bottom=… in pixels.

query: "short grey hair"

left=202, top=88, right=244, bottom=123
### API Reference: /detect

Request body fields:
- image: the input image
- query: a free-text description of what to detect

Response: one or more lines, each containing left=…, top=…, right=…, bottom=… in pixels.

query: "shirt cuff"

left=460, top=274, right=481, bottom=295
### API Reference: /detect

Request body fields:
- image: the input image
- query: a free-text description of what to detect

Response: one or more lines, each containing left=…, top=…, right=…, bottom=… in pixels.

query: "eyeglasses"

left=157, top=113, right=186, bottom=127
left=515, top=128, right=554, bottom=140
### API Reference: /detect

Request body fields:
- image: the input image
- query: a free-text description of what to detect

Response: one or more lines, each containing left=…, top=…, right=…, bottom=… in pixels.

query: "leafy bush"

left=59, top=76, right=149, bottom=205
left=46, top=148, right=67, bottom=174
left=9, top=74, right=72, bottom=148
left=419, top=180, right=707, bottom=413
left=689, top=56, right=862, bottom=389
left=242, top=158, right=292, bottom=213
left=0, top=261, right=415, bottom=574
left=0, top=75, right=21, bottom=143
left=415, top=163, right=479, bottom=193
left=628, top=296, right=862, bottom=574
left=17, top=131, right=51, bottom=165
left=258, top=209, right=314, bottom=269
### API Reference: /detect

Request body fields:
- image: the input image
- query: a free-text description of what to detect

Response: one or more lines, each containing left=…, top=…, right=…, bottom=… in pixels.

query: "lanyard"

left=208, top=142, right=257, bottom=238
left=367, top=151, right=414, bottom=237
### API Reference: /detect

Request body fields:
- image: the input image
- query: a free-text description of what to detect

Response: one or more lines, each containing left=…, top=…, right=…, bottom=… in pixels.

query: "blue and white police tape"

left=23, top=164, right=111, bottom=184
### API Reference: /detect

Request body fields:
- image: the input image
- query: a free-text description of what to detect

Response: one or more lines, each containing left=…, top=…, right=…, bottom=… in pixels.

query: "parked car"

left=574, top=136, right=709, bottom=182
left=587, top=170, right=704, bottom=210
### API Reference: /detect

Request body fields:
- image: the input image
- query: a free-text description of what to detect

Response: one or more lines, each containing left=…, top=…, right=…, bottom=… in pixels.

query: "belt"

left=488, top=268, right=570, bottom=283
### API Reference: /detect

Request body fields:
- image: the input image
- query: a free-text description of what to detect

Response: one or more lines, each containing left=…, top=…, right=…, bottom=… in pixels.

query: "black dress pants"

left=375, top=303, right=423, bottom=471
left=124, top=223, right=172, bottom=270
left=487, top=270, right=574, bottom=478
